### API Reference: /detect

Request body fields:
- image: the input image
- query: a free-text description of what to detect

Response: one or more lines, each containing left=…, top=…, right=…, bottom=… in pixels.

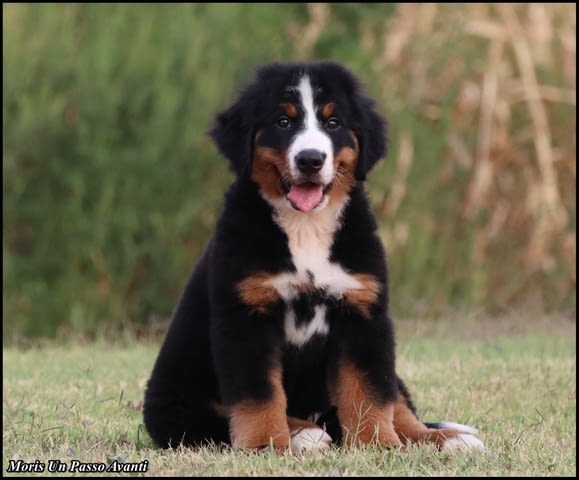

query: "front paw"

left=232, top=432, right=292, bottom=453
left=440, top=433, right=485, bottom=452
left=290, top=427, right=332, bottom=454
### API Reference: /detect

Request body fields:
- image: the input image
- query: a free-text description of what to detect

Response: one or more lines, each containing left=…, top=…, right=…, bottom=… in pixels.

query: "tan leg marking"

left=393, top=393, right=433, bottom=444
left=330, top=360, right=402, bottom=447
left=393, top=394, right=480, bottom=449
left=228, top=366, right=290, bottom=451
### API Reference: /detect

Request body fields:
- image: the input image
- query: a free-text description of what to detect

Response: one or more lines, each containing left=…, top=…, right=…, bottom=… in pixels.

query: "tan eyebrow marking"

left=321, top=102, right=336, bottom=119
left=280, top=102, right=298, bottom=118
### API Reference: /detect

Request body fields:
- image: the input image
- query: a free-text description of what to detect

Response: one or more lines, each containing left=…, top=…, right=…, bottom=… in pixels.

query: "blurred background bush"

left=3, top=3, right=575, bottom=341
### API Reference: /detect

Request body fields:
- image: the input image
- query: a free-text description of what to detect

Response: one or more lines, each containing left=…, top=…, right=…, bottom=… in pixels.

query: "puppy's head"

left=210, top=61, right=386, bottom=212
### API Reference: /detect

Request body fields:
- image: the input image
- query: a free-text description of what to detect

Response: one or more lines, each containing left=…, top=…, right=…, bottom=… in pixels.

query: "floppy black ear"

left=354, top=97, right=388, bottom=181
left=209, top=97, right=254, bottom=177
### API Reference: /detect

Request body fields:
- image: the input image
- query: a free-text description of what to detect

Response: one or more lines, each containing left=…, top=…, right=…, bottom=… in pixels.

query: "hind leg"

left=143, top=392, right=230, bottom=449
left=393, top=386, right=484, bottom=452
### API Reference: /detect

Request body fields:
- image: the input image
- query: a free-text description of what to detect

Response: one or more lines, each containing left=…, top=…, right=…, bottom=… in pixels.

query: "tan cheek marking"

left=252, top=146, right=288, bottom=201
left=236, top=272, right=281, bottom=315
left=321, top=102, right=336, bottom=119
left=280, top=102, right=298, bottom=118
left=327, top=135, right=358, bottom=209
left=330, top=360, right=402, bottom=447
left=228, top=367, right=290, bottom=451
left=343, top=273, right=381, bottom=319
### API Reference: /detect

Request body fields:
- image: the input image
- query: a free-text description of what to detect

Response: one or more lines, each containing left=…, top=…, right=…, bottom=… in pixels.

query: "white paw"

left=441, top=433, right=485, bottom=453
left=290, top=427, right=332, bottom=454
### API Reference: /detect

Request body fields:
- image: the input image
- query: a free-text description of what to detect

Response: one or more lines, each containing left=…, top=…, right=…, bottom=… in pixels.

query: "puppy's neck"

left=270, top=198, right=349, bottom=261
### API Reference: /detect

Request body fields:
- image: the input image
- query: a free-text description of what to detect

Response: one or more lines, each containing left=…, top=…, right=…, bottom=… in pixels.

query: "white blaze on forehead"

left=288, top=75, right=334, bottom=184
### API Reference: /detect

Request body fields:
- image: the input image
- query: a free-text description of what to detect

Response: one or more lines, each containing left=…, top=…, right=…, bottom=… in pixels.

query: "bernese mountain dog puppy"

left=143, top=61, right=484, bottom=454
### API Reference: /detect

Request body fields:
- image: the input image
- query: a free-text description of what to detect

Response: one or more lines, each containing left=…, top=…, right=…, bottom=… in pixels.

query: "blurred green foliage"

left=3, top=3, right=575, bottom=341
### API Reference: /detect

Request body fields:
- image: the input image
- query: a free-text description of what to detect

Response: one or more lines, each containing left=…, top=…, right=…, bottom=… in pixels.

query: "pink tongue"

left=287, top=184, right=324, bottom=212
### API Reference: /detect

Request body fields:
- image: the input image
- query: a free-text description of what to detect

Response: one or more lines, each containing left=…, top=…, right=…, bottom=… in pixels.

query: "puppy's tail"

left=424, top=421, right=478, bottom=434
left=419, top=420, right=484, bottom=452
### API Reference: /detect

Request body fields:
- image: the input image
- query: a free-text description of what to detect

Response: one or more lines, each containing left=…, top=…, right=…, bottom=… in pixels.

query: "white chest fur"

left=269, top=204, right=362, bottom=346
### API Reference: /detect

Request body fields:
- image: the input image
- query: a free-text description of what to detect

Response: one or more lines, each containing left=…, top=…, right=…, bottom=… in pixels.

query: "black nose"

left=295, top=149, right=326, bottom=174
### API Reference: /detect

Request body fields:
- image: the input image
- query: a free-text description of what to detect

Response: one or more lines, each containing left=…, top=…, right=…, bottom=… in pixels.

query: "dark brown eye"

left=326, top=117, right=340, bottom=130
left=277, top=116, right=291, bottom=129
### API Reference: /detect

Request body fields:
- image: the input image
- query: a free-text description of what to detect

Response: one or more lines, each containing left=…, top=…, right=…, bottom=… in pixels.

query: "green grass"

left=3, top=312, right=575, bottom=476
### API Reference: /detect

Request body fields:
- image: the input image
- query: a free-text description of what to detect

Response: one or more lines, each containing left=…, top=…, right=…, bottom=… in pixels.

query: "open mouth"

left=280, top=179, right=332, bottom=213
